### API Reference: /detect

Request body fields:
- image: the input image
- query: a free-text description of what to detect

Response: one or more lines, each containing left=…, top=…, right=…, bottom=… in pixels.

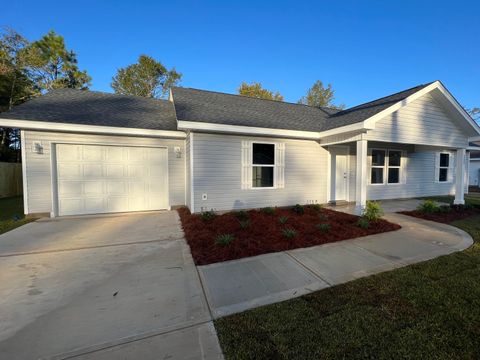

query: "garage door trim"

left=50, top=142, right=170, bottom=217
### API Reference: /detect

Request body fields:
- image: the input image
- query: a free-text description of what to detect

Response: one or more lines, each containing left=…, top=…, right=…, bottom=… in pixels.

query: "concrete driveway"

left=0, top=211, right=222, bottom=360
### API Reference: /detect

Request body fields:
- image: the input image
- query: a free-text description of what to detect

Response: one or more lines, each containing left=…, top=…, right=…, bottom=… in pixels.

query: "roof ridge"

left=172, top=86, right=337, bottom=111
left=332, top=81, right=436, bottom=116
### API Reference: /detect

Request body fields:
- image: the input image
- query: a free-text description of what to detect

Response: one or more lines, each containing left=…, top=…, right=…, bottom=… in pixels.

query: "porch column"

left=355, top=139, right=368, bottom=215
left=454, top=148, right=466, bottom=205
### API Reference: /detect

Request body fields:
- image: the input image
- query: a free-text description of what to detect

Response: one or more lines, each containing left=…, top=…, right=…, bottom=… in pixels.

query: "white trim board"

left=20, top=130, right=29, bottom=215
left=178, top=120, right=371, bottom=140
left=190, top=132, right=194, bottom=213
left=0, top=118, right=187, bottom=139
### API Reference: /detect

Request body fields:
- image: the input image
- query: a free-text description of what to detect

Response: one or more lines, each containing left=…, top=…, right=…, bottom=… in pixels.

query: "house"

left=0, top=80, right=479, bottom=217
left=469, top=146, right=480, bottom=187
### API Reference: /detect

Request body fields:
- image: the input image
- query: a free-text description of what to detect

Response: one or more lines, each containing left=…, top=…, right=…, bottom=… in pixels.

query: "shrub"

left=239, top=219, right=251, bottom=229
left=292, top=204, right=305, bottom=215
left=357, top=217, right=370, bottom=229
left=279, top=216, right=289, bottom=224
left=417, top=200, right=440, bottom=214
left=464, top=203, right=475, bottom=210
left=310, top=204, right=323, bottom=212
left=318, top=213, right=329, bottom=221
left=200, top=211, right=216, bottom=222
left=363, top=201, right=383, bottom=222
left=261, top=207, right=275, bottom=215
left=316, top=223, right=331, bottom=233
left=438, top=205, right=452, bottom=214
left=234, top=210, right=249, bottom=220
left=215, top=233, right=235, bottom=246
left=282, top=228, right=297, bottom=238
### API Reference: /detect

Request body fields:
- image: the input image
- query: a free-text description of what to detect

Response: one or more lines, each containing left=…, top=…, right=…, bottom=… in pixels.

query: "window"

left=252, top=143, right=275, bottom=188
left=370, top=149, right=403, bottom=185
left=438, top=153, right=450, bottom=182
left=388, top=150, right=402, bottom=184
left=371, top=149, right=385, bottom=184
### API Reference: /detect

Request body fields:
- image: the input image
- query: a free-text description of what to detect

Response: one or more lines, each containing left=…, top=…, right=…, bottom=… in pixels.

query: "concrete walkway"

left=198, top=210, right=473, bottom=318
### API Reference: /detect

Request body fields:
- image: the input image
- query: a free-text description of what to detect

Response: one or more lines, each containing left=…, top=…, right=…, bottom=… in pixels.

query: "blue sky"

left=4, top=0, right=479, bottom=109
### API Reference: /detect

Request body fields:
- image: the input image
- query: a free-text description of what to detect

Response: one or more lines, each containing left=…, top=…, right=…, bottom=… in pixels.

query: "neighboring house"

left=0, top=80, right=479, bottom=217
left=469, top=148, right=480, bottom=187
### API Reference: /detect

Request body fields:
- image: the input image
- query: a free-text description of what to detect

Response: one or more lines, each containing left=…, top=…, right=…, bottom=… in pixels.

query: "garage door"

left=56, top=144, right=168, bottom=216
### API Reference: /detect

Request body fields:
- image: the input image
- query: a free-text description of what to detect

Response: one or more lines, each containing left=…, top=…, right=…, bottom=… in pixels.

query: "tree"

left=298, top=80, right=344, bottom=109
left=238, top=82, right=284, bottom=101
left=0, top=28, right=37, bottom=162
left=111, top=55, right=181, bottom=98
left=0, top=28, right=36, bottom=111
left=467, top=107, right=480, bottom=123
left=22, top=30, right=91, bottom=91
left=0, top=28, right=91, bottom=162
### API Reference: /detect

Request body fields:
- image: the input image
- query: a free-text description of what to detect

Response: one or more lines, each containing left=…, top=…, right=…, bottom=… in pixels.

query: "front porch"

left=325, top=138, right=468, bottom=215
left=327, top=198, right=426, bottom=215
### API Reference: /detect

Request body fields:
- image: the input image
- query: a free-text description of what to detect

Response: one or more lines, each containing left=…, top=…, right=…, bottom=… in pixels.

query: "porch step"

left=328, top=200, right=349, bottom=206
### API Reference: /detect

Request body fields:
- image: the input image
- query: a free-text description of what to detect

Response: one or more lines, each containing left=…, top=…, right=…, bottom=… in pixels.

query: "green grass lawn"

left=215, top=215, right=480, bottom=359
left=420, top=193, right=480, bottom=207
left=0, top=196, right=35, bottom=235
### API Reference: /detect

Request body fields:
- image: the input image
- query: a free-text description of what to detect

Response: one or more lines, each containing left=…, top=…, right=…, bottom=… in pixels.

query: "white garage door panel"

left=56, top=144, right=168, bottom=216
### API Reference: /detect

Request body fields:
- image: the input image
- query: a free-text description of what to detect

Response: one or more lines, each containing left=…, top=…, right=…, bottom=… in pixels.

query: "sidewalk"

left=198, top=212, right=473, bottom=318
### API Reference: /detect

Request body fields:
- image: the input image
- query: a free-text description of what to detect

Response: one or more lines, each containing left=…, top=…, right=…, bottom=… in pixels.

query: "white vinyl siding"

left=366, top=93, right=469, bottom=148
left=192, top=133, right=327, bottom=213
left=469, top=160, right=480, bottom=187
left=368, top=148, right=456, bottom=200
left=23, top=131, right=185, bottom=215
left=346, top=143, right=457, bottom=200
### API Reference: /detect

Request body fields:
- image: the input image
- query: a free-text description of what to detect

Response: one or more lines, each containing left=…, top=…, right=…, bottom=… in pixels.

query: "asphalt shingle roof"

left=172, top=87, right=333, bottom=132
left=1, top=88, right=178, bottom=131
left=0, top=83, right=435, bottom=134
left=172, top=82, right=433, bottom=132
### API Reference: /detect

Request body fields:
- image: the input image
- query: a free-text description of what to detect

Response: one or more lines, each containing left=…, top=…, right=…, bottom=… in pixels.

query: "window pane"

left=389, top=151, right=401, bottom=167
left=371, top=150, right=385, bottom=166
left=371, top=168, right=384, bottom=184
left=253, top=143, right=275, bottom=165
left=439, top=168, right=448, bottom=182
left=388, top=168, right=400, bottom=183
left=252, top=166, right=274, bottom=187
left=440, top=153, right=449, bottom=168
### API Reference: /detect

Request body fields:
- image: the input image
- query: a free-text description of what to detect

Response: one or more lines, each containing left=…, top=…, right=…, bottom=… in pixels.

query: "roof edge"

left=177, top=119, right=371, bottom=140
left=0, top=118, right=187, bottom=139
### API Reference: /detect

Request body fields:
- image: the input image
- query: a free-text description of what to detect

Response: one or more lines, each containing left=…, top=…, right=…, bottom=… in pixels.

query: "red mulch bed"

left=399, top=207, right=480, bottom=224
left=178, top=206, right=401, bottom=265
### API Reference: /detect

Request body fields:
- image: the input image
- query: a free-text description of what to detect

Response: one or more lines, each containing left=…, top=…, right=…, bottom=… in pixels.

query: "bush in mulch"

left=399, top=204, right=480, bottom=224
left=177, top=206, right=401, bottom=265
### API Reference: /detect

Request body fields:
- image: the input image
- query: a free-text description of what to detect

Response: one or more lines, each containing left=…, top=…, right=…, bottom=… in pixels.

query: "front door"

left=330, top=147, right=349, bottom=202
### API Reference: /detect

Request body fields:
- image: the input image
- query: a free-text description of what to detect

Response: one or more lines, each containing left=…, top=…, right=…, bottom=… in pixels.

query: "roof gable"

left=171, top=83, right=444, bottom=134
left=323, top=83, right=433, bottom=131
left=363, top=81, right=480, bottom=137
